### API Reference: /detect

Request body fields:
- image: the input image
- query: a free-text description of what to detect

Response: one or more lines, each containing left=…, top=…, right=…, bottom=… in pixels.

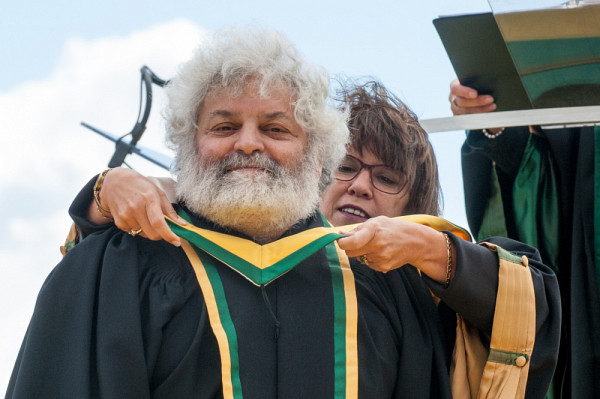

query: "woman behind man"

left=71, top=80, right=560, bottom=398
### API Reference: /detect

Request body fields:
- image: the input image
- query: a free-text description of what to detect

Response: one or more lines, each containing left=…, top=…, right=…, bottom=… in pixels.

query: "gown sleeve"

left=68, top=174, right=112, bottom=239
left=5, top=228, right=199, bottom=398
left=461, top=127, right=530, bottom=239
left=426, top=235, right=561, bottom=399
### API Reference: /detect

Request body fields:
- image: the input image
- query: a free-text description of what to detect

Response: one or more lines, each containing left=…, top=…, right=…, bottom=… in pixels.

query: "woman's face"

left=319, top=147, right=410, bottom=227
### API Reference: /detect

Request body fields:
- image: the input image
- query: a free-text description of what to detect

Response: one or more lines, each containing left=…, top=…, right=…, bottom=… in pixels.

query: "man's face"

left=195, top=84, right=308, bottom=172
left=176, top=82, right=322, bottom=243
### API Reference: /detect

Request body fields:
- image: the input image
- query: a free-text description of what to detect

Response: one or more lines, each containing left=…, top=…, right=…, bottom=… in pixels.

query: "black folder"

left=433, top=12, right=533, bottom=112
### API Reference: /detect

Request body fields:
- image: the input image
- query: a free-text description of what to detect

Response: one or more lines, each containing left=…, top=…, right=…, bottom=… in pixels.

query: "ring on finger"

left=129, top=227, right=143, bottom=236
left=359, top=255, right=369, bottom=266
left=451, top=95, right=458, bottom=107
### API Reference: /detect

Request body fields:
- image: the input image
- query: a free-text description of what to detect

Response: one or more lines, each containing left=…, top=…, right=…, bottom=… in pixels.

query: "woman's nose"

left=347, top=169, right=373, bottom=198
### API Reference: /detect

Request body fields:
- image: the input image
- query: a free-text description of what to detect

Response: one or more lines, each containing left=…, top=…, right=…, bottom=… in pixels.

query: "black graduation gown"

left=462, top=126, right=599, bottom=398
left=5, top=179, right=561, bottom=398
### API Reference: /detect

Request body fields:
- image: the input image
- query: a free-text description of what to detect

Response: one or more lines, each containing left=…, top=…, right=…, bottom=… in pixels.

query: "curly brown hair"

left=338, top=80, right=441, bottom=216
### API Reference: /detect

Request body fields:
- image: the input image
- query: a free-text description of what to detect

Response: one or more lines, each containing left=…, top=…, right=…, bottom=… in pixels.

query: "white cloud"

left=0, top=19, right=206, bottom=394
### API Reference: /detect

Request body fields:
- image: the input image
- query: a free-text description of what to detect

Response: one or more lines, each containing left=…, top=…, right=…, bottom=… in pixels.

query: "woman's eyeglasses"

left=334, top=155, right=407, bottom=194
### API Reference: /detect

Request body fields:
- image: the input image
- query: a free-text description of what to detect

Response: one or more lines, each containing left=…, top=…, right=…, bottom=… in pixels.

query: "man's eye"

left=263, top=125, right=289, bottom=134
left=211, top=124, right=237, bottom=134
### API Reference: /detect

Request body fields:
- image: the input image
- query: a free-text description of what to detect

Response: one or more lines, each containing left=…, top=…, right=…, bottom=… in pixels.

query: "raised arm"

left=449, top=78, right=505, bottom=136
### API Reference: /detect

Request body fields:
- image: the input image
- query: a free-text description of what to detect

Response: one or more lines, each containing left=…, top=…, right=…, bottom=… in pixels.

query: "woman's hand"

left=89, top=167, right=185, bottom=246
left=337, top=216, right=451, bottom=284
left=449, top=78, right=497, bottom=116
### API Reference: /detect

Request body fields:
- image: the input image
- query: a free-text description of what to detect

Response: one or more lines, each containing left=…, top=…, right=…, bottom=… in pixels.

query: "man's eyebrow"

left=208, top=110, right=293, bottom=120
left=263, top=111, right=293, bottom=121
left=209, top=109, right=237, bottom=118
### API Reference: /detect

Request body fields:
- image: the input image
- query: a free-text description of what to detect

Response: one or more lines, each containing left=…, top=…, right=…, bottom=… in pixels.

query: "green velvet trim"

left=488, top=349, right=529, bottom=366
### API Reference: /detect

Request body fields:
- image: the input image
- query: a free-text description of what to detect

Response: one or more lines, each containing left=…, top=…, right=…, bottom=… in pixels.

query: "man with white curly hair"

left=166, top=29, right=348, bottom=243
left=7, top=28, right=559, bottom=399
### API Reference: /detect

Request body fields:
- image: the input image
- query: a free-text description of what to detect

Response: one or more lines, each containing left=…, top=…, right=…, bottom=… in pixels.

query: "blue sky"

left=0, top=0, right=495, bottom=392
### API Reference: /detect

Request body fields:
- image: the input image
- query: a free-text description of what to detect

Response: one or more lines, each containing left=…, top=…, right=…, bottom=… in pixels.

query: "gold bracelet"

left=442, top=233, right=453, bottom=287
left=93, top=168, right=113, bottom=220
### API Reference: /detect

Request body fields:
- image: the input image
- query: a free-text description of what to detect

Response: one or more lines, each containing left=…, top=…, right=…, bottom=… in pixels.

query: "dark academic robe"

left=5, top=178, right=560, bottom=398
left=462, top=126, right=599, bottom=398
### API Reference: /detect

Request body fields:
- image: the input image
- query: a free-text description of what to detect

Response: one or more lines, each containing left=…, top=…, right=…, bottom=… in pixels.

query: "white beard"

left=176, top=151, right=321, bottom=243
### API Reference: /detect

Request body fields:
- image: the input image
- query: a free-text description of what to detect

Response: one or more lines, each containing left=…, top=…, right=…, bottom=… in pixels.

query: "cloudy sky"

left=0, top=0, right=498, bottom=392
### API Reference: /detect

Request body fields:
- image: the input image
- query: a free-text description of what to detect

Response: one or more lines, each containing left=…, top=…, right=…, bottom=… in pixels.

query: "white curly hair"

left=165, top=27, right=349, bottom=192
